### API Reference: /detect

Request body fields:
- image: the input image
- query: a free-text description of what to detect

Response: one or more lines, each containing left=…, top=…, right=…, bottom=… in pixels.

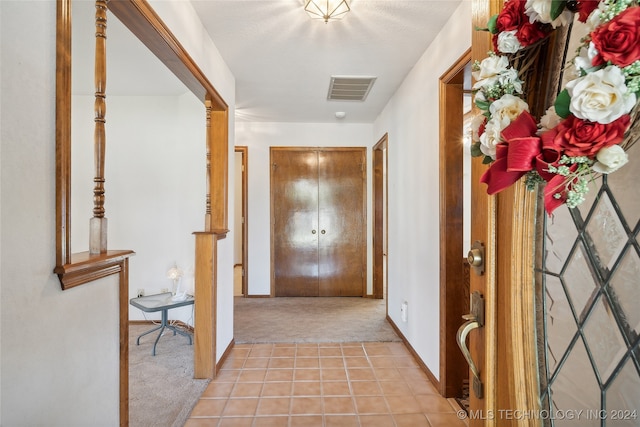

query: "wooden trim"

left=438, top=48, right=471, bottom=399
left=119, top=259, right=130, bottom=427
left=54, top=250, right=135, bottom=290
left=372, top=135, right=388, bottom=300
left=55, top=0, right=71, bottom=267
left=235, top=146, right=249, bottom=296
left=471, top=0, right=501, bottom=425
left=216, top=339, right=235, bottom=374
left=386, top=315, right=440, bottom=389
left=209, top=109, right=229, bottom=231
left=495, top=181, right=542, bottom=426
left=107, top=0, right=227, bottom=109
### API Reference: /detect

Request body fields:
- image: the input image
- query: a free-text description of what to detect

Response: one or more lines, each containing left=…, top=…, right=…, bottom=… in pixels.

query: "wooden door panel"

left=318, top=149, right=365, bottom=296
left=272, top=150, right=319, bottom=296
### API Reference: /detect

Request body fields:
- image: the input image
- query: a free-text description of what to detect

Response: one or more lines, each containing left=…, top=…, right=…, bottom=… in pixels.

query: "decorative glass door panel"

left=537, top=141, right=640, bottom=426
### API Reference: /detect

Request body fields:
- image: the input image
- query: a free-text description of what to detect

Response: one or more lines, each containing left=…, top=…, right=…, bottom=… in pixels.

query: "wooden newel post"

left=90, top=0, right=108, bottom=254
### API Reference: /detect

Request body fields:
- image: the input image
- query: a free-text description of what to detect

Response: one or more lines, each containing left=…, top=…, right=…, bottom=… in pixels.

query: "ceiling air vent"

left=327, top=76, right=377, bottom=101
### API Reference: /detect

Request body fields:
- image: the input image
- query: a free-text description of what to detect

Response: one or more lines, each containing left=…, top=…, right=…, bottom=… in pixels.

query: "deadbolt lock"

left=467, top=241, right=485, bottom=276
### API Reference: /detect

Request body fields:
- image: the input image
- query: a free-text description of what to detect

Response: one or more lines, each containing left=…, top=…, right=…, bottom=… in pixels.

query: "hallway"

left=184, top=341, right=468, bottom=427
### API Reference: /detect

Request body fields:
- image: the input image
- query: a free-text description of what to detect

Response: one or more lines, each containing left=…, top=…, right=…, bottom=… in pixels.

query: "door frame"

left=235, top=146, right=249, bottom=296
left=372, top=134, right=388, bottom=300
left=438, top=48, right=472, bottom=398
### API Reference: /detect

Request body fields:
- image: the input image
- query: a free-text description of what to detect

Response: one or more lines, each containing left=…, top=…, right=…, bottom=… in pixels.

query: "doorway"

left=234, top=147, right=248, bottom=297
left=373, top=135, right=388, bottom=301
left=438, top=48, right=472, bottom=400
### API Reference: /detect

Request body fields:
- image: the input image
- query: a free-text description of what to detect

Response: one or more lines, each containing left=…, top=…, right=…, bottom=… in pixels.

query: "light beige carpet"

left=129, top=323, right=209, bottom=427
left=234, top=296, right=401, bottom=343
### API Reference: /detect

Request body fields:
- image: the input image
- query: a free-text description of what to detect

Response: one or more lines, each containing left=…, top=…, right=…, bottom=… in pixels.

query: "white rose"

left=573, top=43, right=598, bottom=75
left=592, top=145, right=629, bottom=174
left=472, top=55, right=509, bottom=81
left=489, top=94, right=530, bottom=123
left=538, top=106, right=562, bottom=132
left=498, top=68, right=523, bottom=94
left=479, top=117, right=507, bottom=159
left=471, top=114, right=486, bottom=143
left=525, top=0, right=573, bottom=28
left=497, top=30, right=522, bottom=54
left=586, top=2, right=605, bottom=30
left=566, top=65, right=637, bottom=124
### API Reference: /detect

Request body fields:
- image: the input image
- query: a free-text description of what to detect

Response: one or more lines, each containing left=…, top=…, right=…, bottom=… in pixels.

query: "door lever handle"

left=456, top=291, right=485, bottom=399
left=457, top=316, right=480, bottom=377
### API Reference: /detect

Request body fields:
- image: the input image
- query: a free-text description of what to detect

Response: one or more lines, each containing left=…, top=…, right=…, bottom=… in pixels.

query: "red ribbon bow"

left=480, top=111, right=541, bottom=194
left=480, top=111, right=568, bottom=214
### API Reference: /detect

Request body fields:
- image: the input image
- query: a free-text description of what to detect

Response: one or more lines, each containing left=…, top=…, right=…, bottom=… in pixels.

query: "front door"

left=464, top=0, right=543, bottom=425
left=271, top=147, right=366, bottom=297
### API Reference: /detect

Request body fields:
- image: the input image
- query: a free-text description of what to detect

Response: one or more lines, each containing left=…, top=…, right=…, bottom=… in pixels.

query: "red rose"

left=543, top=114, right=631, bottom=157
left=517, top=22, right=549, bottom=47
left=577, top=0, right=601, bottom=23
left=591, top=6, right=640, bottom=67
left=496, top=0, right=526, bottom=32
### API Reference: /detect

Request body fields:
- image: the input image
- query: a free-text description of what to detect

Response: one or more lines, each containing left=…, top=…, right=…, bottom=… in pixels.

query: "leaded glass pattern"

left=537, top=142, right=640, bottom=427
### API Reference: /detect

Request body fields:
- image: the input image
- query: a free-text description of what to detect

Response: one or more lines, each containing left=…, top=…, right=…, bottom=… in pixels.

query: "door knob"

left=467, top=241, right=485, bottom=276
left=467, top=249, right=482, bottom=266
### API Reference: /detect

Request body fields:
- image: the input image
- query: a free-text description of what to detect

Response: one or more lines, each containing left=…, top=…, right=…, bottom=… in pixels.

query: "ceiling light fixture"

left=304, top=0, right=350, bottom=23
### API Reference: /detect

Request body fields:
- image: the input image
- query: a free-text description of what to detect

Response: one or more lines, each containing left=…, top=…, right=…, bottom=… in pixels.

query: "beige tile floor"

left=185, top=342, right=468, bottom=427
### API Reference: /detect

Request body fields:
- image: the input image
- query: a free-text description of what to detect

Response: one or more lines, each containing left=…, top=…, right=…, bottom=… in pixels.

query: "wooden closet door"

left=271, top=147, right=366, bottom=297
left=272, top=149, right=319, bottom=296
left=318, top=149, right=365, bottom=296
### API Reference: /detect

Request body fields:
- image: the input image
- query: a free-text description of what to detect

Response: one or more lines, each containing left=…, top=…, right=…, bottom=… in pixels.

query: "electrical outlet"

left=401, top=301, right=408, bottom=323
left=137, top=288, right=145, bottom=298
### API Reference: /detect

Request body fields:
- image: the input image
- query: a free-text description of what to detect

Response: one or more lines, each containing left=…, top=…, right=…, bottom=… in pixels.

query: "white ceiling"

left=191, top=0, right=462, bottom=123
left=74, top=0, right=462, bottom=124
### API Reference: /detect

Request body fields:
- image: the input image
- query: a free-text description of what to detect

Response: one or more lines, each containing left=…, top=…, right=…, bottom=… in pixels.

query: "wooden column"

left=193, top=232, right=218, bottom=379
left=90, top=0, right=108, bottom=254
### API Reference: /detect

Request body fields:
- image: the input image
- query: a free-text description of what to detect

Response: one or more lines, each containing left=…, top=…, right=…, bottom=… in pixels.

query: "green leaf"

left=470, top=143, right=483, bottom=158
left=475, top=99, right=490, bottom=111
left=550, top=0, right=566, bottom=21
left=487, top=14, right=499, bottom=34
left=482, top=155, right=493, bottom=165
left=554, top=89, right=571, bottom=118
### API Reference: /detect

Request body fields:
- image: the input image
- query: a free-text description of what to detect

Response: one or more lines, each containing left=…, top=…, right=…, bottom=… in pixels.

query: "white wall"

left=1, top=2, right=120, bottom=425
left=373, top=0, right=472, bottom=380
left=0, top=0, right=236, bottom=424
left=72, top=93, right=205, bottom=326
left=235, top=122, right=374, bottom=296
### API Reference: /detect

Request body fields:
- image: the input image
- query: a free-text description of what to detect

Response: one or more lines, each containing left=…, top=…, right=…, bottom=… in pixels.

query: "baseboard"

left=386, top=315, right=441, bottom=392
left=244, top=294, right=271, bottom=298
left=216, top=339, right=235, bottom=375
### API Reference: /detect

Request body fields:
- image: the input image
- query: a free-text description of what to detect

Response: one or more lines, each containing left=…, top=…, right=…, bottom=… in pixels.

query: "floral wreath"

left=471, top=0, right=640, bottom=214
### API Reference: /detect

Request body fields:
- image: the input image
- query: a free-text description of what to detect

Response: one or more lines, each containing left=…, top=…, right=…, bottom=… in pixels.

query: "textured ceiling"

left=191, top=0, right=462, bottom=123
left=73, top=0, right=462, bottom=124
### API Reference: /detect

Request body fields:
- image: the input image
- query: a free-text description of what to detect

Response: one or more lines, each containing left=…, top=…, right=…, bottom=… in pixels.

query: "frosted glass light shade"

left=304, top=0, right=350, bottom=23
